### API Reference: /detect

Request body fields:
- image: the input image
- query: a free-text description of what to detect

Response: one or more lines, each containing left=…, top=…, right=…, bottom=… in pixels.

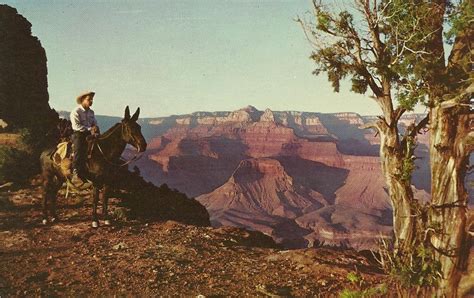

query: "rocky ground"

left=0, top=185, right=393, bottom=296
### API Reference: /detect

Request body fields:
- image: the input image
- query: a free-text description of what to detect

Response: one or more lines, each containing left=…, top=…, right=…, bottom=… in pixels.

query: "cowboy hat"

left=76, top=91, right=95, bottom=104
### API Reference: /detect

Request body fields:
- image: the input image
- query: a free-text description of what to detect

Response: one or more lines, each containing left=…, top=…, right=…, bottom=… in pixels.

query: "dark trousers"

left=72, top=131, right=90, bottom=173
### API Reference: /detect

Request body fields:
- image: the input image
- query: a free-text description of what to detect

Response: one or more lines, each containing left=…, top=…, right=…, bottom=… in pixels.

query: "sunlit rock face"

left=127, top=106, right=434, bottom=249
left=0, top=5, right=56, bottom=130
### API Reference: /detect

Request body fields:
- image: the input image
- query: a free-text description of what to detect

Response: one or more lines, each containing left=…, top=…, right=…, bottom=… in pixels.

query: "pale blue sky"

left=4, top=0, right=424, bottom=117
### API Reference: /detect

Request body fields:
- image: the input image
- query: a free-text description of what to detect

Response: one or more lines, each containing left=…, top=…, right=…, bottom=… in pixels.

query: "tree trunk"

left=379, top=124, right=419, bottom=250
left=429, top=103, right=471, bottom=297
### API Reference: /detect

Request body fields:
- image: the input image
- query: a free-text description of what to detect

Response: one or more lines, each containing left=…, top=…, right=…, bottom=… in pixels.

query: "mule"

left=40, top=106, right=147, bottom=227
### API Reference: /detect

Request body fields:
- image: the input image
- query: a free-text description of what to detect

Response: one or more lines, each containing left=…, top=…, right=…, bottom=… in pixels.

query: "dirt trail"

left=0, top=186, right=390, bottom=296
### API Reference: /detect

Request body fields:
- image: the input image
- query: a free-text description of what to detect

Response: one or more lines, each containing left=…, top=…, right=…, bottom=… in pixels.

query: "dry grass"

left=0, top=133, right=21, bottom=147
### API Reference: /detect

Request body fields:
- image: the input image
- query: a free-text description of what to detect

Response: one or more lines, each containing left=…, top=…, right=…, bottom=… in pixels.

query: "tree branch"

left=400, top=114, right=430, bottom=152
left=408, top=114, right=430, bottom=138
left=393, top=107, right=407, bottom=123
left=360, top=120, right=382, bottom=132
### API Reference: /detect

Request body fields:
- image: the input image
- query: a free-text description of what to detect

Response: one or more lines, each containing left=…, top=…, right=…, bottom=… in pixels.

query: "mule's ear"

left=131, top=107, right=140, bottom=122
left=124, top=106, right=131, bottom=120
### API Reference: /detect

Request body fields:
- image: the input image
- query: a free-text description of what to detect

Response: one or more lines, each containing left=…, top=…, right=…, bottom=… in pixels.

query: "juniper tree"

left=297, top=0, right=429, bottom=253
left=299, top=0, right=472, bottom=294
left=381, top=0, right=472, bottom=295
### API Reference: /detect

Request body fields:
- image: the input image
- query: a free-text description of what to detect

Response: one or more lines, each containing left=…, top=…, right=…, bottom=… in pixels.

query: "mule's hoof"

left=42, top=219, right=48, bottom=225
left=104, top=219, right=112, bottom=226
left=91, top=221, right=99, bottom=228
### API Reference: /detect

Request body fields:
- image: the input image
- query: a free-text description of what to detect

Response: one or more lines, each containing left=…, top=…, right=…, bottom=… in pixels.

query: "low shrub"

left=0, top=145, right=36, bottom=185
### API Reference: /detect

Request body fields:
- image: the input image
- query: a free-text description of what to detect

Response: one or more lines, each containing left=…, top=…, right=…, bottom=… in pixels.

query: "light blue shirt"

left=70, top=105, right=97, bottom=132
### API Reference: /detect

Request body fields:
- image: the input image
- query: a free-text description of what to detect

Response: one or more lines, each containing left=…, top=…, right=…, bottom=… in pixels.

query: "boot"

left=71, top=169, right=86, bottom=185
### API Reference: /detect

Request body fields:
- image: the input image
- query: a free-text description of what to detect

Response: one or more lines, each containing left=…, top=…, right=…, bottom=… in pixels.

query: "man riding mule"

left=40, top=105, right=147, bottom=228
left=70, top=91, right=100, bottom=184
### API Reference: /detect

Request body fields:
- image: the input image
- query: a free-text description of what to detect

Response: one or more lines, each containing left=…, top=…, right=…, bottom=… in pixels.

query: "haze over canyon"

left=66, top=105, right=468, bottom=250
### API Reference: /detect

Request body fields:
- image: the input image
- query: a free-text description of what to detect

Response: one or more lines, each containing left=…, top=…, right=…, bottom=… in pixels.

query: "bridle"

left=94, top=122, right=144, bottom=167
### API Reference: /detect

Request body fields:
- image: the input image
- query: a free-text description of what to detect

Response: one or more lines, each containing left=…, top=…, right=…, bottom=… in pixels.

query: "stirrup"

left=64, top=174, right=91, bottom=199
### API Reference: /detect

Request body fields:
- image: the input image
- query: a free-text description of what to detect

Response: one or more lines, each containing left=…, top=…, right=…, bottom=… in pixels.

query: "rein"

left=94, top=123, right=143, bottom=167
left=96, top=142, right=143, bottom=167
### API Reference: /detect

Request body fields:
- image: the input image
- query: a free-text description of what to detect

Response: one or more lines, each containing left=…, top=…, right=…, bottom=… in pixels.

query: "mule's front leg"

left=49, top=195, right=59, bottom=223
left=91, top=186, right=100, bottom=228
left=101, top=185, right=111, bottom=226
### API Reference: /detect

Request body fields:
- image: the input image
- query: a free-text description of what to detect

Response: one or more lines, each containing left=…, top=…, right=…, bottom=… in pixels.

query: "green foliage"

left=350, top=77, right=369, bottom=94
left=444, top=0, right=473, bottom=44
left=397, top=90, right=425, bottom=111
left=339, top=284, right=388, bottom=298
left=19, top=124, right=57, bottom=153
left=341, top=272, right=388, bottom=297
left=316, top=10, right=332, bottom=32
left=392, top=247, right=442, bottom=288
left=346, top=271, right=362, bottom=286
left=112, top=207, right=128, bottom=221
left=376, top=238, right=442, bottom=289
left=384, top=0, right=471, bottom=102
left=399, top=157, right=415, bottom=182
left=307, top=2, right=399, bottom=98
left=0, top=126, right=54, bottom=185
left=398, top=136, right=417, bottom=182
left=308, top=0, right=469, bottom=110
left=0, top=145, right=36, bottom=185
left=18, top=128, right=36, bottom=149
left=381, top=0, right=436, bottom=109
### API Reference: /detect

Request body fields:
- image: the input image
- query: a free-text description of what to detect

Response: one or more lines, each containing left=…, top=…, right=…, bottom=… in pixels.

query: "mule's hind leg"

left=49, top=178, right=62, bottom=223
left=42, top=176, right=61, bottom=224
left=91, top=186, right=100, bottom=228
left=101, top=185, right=111, bottom=225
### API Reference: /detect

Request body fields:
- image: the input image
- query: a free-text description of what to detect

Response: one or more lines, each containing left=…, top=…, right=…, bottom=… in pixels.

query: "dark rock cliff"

left=0, top=5, right=57, bottom=131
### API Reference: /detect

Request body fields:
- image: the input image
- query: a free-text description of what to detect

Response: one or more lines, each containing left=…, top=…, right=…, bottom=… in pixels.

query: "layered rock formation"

left=198, top=158, right=327, bottom=227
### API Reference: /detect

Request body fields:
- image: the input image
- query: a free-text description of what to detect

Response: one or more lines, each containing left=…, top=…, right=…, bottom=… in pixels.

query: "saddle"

left=52, top=141, right=73, bottom=176
left=51, top=138, right=97, bottom=177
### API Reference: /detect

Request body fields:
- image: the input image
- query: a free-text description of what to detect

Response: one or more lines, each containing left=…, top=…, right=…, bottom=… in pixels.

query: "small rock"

left=113, top=242, right=128, bottom=250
